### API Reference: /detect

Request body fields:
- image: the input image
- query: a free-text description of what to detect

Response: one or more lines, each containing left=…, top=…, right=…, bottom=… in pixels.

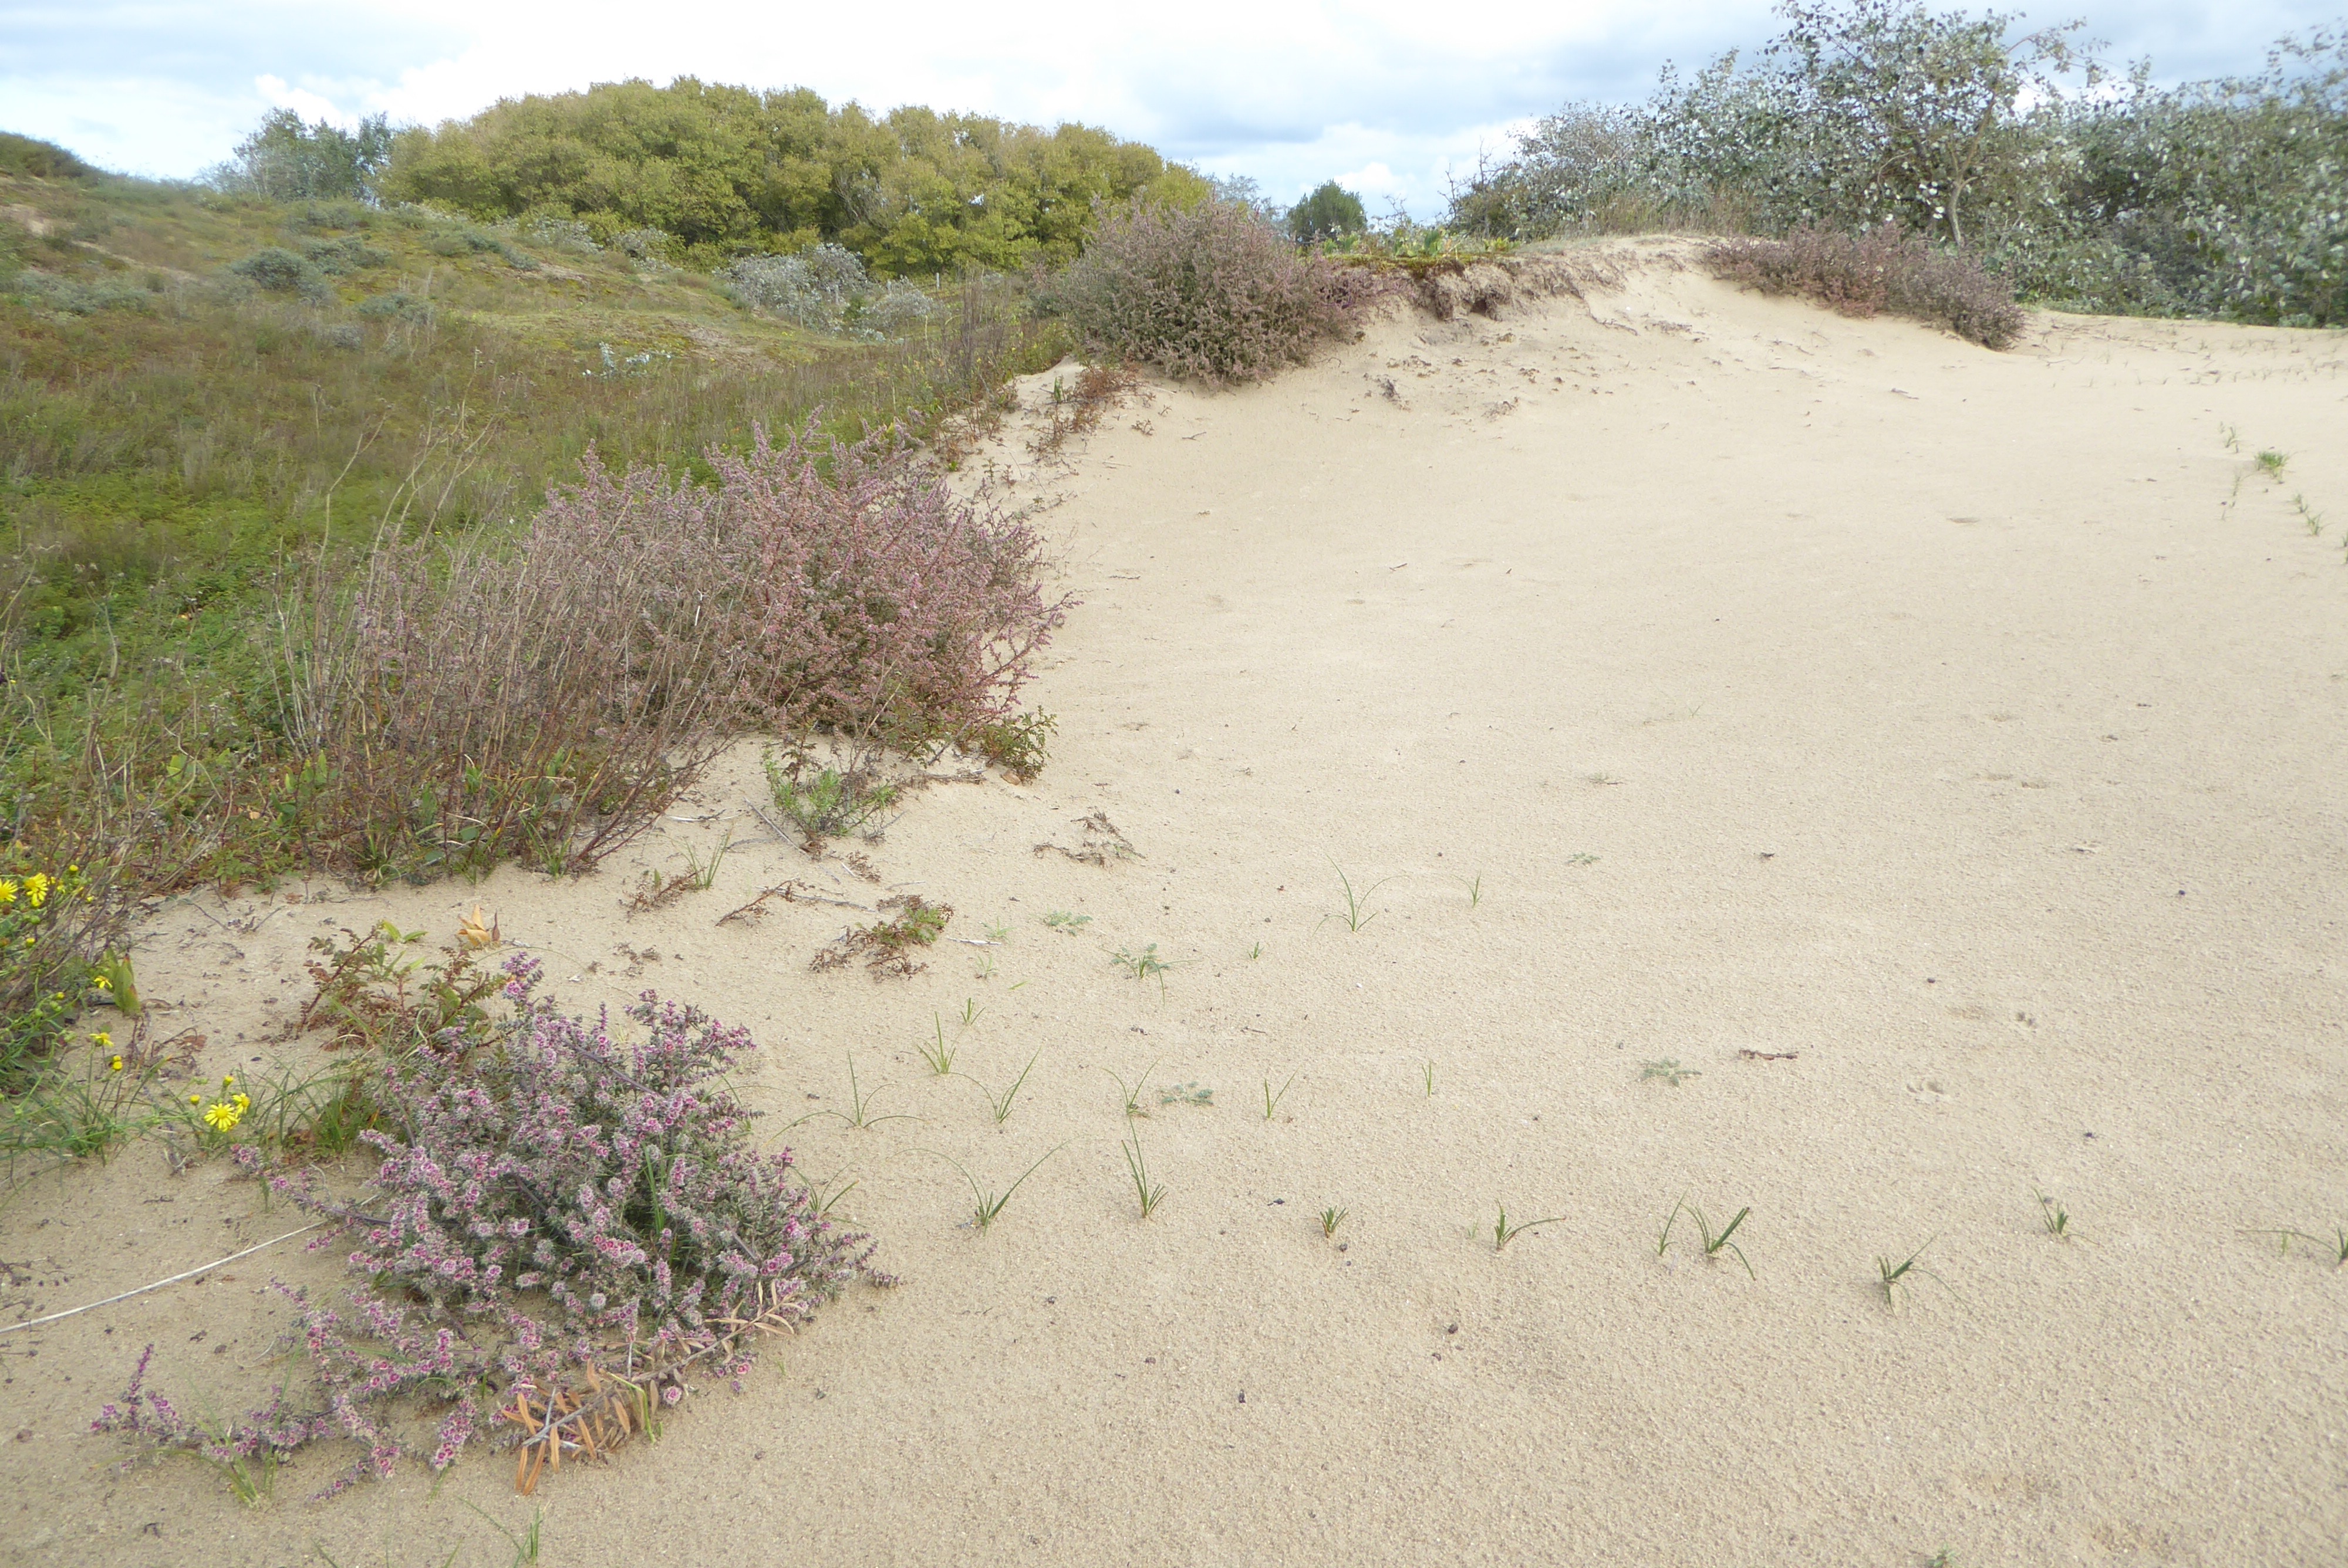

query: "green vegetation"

left=1450, top=3, right=2348, bottom=325
left=1288, top=180, right=1367, bottom=242
left=380, top=79, right=1206, bottom=273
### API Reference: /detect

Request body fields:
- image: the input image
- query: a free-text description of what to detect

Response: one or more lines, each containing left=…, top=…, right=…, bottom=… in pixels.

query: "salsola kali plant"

left=96, top=956, right=882, bottom=1495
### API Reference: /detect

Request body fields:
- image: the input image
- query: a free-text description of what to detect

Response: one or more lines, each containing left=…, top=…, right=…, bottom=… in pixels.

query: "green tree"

left=1287, top=180, right=1367, bottom=242
left=214, top=109, right=394, bottom=202
left=379, top=79, right=1198, bottom=272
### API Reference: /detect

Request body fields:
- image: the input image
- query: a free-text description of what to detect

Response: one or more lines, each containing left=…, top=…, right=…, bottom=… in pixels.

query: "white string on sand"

left=0, top=1222, right=323, bottom=1336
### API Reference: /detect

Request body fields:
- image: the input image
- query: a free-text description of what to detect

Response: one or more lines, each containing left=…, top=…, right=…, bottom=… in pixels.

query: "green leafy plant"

left=1043, top=910, right=1091, bottom=933
left=1111, top=943, right=1178, bottom=992
left=1260, top=1070, right=1298, bottom=1121
left=819, top=1053, right=913, bottom=1130
left=930, top=1144, right=1062, bottom=1233
left=1157, top=1081, right=1213, bottom=1109
left=1641, top=1058, right=1699, bottom=1086
left=1327, top=861, right=1395, bottom=932
left=1877, top=1236, right=1952, bottom=1311
left=763, top=749, right=898, bottom=841
left=1486, top=1203, right=1565, bottom=1251
left=1105, top=1060, right=1157, bottom=1118
left=1121, top=1123, right=1167, bottom=1218
left=2033, top=1187, right=2072, bottom=1240
left=1655, top=1195, right=1754, bottom=1276
left=964, top=1052, right=1040, bottom=1126
left=2244, top=1222, right=2348, bottom=1266
left=919, top=1015, right=957, bottom=1077
left=2255, top=448, right=2289, bottom=479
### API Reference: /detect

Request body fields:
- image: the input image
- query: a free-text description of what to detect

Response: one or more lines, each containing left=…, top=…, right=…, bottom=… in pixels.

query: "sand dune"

left=5, top=239, right=2345, bottom=1567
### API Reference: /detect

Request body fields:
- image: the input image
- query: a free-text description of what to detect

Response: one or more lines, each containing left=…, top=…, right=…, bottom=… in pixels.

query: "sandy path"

left=5, top=242, right=2344, bottom=1566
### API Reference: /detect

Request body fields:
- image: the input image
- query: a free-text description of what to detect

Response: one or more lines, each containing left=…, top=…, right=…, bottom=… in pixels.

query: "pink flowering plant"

left=97, top=956, right=880, bottom=1494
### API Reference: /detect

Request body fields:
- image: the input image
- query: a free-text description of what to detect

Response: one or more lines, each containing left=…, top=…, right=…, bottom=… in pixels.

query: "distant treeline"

left=216, top=80, right=1205, bottom=275
left=1448, top=2, right=2347, bottom=326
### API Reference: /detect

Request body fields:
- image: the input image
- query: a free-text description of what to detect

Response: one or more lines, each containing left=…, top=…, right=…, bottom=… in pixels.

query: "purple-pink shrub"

left=1049, top=199, right=1359, bottom=383
left=97, top=958, right=880, bottom=1492
left=1705, top=224, right=2026, bottom=349
left=711, top=420, right=1071, bottom=736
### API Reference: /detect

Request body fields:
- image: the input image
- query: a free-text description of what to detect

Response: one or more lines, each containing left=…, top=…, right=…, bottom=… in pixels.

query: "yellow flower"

left=0, top=880, right=15, bottom=905
left=187, top=1093, right=203, bottom=1104
left=92, top=1030, right=113, bottom=1050
left=231, top=1093, right=250, bottom=1113
left=202, top=1101, right=243, bottom=1133
left=91, top=974, right=112, bottom=991
left=23, top=873, right=50, bottom=908
left=109, top=1056, right=124, bottom=1072
left=221, top=1074, right=235, bottom=1088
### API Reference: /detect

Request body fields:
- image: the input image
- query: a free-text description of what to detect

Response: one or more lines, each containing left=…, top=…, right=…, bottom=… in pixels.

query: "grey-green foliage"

left=1453, top=3, right=2346, bottom=326
left=228, top=246, right=329, bottom=298
left=719, top=243, right=937, bottom=336
left=7, top=272, right=155, bottom=315
left=207, top=108, right=394, bottom=201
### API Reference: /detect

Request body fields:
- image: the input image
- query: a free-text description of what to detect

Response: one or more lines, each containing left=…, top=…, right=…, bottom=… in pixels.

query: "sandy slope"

left=5, top=239, right=2345, bottom=1567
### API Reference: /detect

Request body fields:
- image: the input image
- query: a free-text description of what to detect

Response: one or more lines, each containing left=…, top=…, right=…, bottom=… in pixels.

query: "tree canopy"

left=377, top=79, right=1207, bottom=273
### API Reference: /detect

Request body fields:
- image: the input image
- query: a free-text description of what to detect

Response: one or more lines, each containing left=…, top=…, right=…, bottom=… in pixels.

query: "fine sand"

left=5, top=239, right=2344, bottom=1567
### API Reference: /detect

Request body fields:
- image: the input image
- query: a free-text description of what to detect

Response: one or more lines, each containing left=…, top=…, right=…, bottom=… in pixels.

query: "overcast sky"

left=4, top=2, right=2339, bottom=214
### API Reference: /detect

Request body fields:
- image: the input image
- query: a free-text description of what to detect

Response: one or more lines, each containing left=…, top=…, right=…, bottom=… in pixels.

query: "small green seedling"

left=2293, top=495, right=2325, bottom=535
left=681, top=829, right=731, bottom=890
left=1877, top=1236, right=1951, bottom=1312
left=1260, top=1070, right=1297, bottom=1121
left=2244, top=1224, right=2348, bottom=1266
left=985, top=918, right=1012, bottom=942
left=1158, top=1081, right=1213, bottom=1109
left=959, top=997, right=984, bottom=1027
left=2219, top=422, right=2241, bottom=451
left=1320, top=1205, right=1348, bottom=1239
left=1327, top=860, right=1395, bottom=932
left=1567, top=851, right=1600, bottom=866
left=919, top=1015, right=957, bottom=1076
left=973, top=950, right=997, bottom=982
left=822, top=1053, right=914, bottom=1130
left=1487, top=1203, right=1564, bottom=1250
left=807, top=1174, right=859, bottom=1218
left=2255, top=448, right=2289, bottom=479
left=1043, top=911, right=1092, bottom=933
left=1111, top=944, right=1177, bottom=991
left=1641, top=1058, right=1699, bottom=1086
left=1246, top=941, right=1263, bottom=959
left=2033, top=1187, right=2071, bottom=1241
left=1458, top=871, right=1483, bottom=908
left=461, top=1501, right=545, bottom=1568
left=1690, top=1201, right=1753, bottom=1276
left=1654, top=1195, right=1754, bottom=1275
left=764, top=749, right=898, bottom=838
left=1104, top=1060, right=1158, bottom=1118
left=1422, top=1060, right=1436, bottom=1097
left=964, top=1052, right=1040, bottom=1126
left=929, top=1144, right=1062, bottom=1233
left=1121, top=1124, right=1166, bottom=1218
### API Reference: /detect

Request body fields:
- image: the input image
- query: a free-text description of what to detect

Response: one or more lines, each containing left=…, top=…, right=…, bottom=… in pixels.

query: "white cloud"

left=2, top=1, right=2339, bottom=209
